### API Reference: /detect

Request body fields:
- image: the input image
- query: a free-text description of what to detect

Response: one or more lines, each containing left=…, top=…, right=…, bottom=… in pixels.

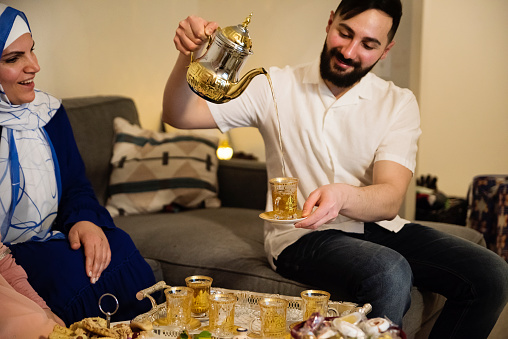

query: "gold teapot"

left=186, top=13, right=267, bottom=104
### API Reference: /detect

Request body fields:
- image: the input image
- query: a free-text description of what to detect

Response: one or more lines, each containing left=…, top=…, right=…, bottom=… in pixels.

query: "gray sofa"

left=63, top=95, right=486, bottom=339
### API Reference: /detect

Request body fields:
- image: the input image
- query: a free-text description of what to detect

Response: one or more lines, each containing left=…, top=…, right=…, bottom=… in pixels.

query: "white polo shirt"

left=208, top=59, right=421, bottom=267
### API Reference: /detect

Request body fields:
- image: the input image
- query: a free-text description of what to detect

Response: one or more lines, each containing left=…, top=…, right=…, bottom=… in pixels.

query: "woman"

left=0, top=4, right=155, bottom=325
left=0, top=237, right=63, bottom=338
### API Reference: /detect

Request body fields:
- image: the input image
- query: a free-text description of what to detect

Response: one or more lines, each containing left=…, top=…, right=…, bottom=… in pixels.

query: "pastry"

left=48, top=316, right=147, bottom=339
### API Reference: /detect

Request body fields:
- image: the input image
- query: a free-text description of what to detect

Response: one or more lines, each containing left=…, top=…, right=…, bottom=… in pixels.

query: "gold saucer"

left=259, top=210, right=305, bottom=224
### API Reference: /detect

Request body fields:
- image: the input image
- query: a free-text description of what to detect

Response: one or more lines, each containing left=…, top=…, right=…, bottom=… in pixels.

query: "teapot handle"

left=190, top=33, right=214, bottom=63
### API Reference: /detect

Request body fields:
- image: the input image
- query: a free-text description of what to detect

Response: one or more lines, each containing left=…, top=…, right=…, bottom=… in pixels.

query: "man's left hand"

left=294, top=184, right=345, bottom=230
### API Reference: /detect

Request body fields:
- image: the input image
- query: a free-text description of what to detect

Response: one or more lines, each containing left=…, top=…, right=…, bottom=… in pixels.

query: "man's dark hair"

left=335, top=0, right=402, bottom=42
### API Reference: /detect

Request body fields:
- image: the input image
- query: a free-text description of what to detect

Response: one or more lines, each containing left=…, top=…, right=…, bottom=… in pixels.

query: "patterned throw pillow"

left=106, top=117, right=221, bottom=217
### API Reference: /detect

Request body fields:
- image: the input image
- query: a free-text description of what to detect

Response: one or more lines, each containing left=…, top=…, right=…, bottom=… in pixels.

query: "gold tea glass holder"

left=249, top=297, right=289, bottom=338
left=269, top=177, right=299, bottom=220
left=300, top=289, right=339, bottom=320
left=205, top=293, right=238, bottom=337
left=185, top=275, right=213, bottom=318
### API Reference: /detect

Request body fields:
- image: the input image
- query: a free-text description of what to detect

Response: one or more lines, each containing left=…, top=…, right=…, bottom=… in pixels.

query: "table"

left=133, top=286, right=372, bottom=338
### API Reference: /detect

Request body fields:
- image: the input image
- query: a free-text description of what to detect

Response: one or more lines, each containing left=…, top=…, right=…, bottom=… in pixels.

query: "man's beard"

left=319, top=41, right=378, bottom=88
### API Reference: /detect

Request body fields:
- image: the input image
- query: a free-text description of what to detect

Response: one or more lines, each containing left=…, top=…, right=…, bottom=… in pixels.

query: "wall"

left=418, top=0, right=508, bottom=197
left=5, top=0, right=507, bottom=199
left=5, top=0, right=340, bottom=162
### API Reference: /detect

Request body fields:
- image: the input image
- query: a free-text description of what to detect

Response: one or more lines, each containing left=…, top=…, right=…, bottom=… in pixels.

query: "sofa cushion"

left=114, top=208, right=314, bottom=295
left=106, top=118, right=220, bottom=216
left=63, top=96, right=140, bottom=206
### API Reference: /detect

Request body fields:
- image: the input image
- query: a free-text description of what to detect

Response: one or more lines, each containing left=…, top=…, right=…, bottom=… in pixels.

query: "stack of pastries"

left=48, top=316, right=152, bottom=339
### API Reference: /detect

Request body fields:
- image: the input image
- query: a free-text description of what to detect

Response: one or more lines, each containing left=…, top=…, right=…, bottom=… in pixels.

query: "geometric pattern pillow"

left=106, top=117, right=221, bottom=217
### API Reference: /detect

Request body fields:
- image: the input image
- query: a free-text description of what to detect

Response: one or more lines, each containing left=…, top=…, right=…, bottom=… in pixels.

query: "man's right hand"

left=163, top=16, right=219, bottom=130
left=174, top=16, right=219, bottom=56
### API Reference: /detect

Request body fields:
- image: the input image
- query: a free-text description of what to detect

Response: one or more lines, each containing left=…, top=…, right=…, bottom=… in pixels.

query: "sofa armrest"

left=416, top=220, right=487, bottom=247
left=217, top=159, right=267, bottom=210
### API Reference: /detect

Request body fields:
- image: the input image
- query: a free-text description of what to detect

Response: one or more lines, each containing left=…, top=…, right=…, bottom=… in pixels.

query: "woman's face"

left=0, top=33, right=40, bottom=105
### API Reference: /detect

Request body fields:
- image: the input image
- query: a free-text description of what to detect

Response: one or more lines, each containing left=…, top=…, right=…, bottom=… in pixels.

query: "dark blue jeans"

left=274, top=223, right=508, bottom=339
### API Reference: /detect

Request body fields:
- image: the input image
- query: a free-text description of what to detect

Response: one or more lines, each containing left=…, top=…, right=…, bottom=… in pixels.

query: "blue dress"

left=7, top=105, right=156, bottom=325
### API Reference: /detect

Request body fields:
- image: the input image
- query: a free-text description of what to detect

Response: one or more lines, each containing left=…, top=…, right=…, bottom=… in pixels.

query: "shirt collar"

left=303, top=58, right=374, bottom=107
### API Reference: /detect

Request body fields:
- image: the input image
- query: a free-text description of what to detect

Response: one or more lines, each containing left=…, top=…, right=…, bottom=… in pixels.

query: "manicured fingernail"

left=92, top=277, right=97, bottom=284
left=88, top=271, right=92, bottom=277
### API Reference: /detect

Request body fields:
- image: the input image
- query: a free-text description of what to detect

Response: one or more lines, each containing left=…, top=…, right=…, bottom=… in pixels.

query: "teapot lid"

left=219, top=13, right=254, bottom=52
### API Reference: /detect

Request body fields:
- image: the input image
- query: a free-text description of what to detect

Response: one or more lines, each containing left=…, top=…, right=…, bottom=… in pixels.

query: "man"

left=163, top=0, right=508, bottom=337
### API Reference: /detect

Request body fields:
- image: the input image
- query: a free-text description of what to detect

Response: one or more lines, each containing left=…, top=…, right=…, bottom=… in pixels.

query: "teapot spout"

left=225, top=67, right=267, bottom=102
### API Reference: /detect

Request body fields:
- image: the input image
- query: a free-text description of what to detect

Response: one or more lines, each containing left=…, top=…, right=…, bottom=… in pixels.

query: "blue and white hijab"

left=0, top=4, right=63, bottom=244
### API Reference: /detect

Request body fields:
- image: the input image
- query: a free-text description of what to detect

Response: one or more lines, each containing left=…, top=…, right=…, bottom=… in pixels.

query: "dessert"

left=48, top=316, right=149, bottom=339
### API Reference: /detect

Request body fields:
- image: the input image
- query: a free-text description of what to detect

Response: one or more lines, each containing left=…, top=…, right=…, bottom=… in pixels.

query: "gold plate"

left=259, top=210, right=305, bottom=224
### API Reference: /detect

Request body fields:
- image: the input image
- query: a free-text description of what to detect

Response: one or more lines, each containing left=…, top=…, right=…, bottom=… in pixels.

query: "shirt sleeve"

left=374, top=89, right=421, bottom=173
left=0, top=241, right=48, bottom=309
left=44, top=105, right=116, bottom=234
left=208, top=70, right=273, bottom=132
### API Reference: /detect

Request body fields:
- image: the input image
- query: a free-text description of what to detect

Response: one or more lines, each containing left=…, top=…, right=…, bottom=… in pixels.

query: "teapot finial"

left=242, top=13, right=253, bottom=28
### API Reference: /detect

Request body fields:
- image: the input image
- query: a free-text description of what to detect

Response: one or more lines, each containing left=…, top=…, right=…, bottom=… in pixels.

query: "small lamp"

left=216, top=138, right=234, bottom=160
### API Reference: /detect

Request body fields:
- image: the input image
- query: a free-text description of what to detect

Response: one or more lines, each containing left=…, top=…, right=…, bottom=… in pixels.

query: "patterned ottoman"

left=467, top=175, right=508, bottom=261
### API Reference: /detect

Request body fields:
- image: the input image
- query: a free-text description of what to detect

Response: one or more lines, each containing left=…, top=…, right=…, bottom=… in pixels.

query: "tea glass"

left=269, top=177, right=299, bottom=220
left=163, top=286, right=193, bottom=329
left=208, top=293, right=237, bottom=337
left=185, top=275, right=213, bottom=317
left=300, top=290, right=338, bottom=320
left=250, top=297, right=289, bottom=338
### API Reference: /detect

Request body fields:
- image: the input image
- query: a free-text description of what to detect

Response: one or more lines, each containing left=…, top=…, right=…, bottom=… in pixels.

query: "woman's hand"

left=68, top=221, right=111, bottom=284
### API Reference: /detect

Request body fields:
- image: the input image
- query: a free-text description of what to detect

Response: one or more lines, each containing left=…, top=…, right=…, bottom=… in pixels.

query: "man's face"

left=320, top=9, right=395, bottom=92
